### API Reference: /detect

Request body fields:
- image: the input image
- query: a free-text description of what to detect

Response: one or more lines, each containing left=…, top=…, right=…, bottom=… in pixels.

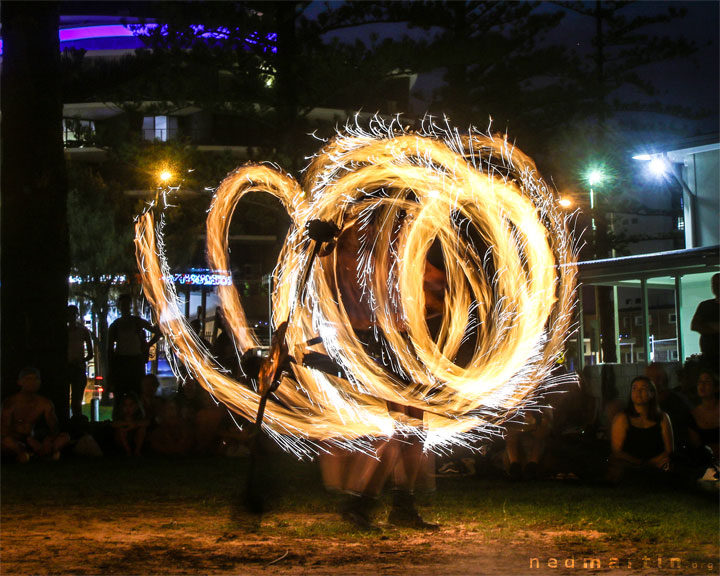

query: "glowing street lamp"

left=632, top=150, right=697, bottom=247
left=558, top=197, right=573, bottom=209
left=584, top=167, right=606, bottom=239
left=585, top=167, right=605, bottom=213
left=154, top=165, right=179, bottom=207
left=587, top=168, right=604, bottom=188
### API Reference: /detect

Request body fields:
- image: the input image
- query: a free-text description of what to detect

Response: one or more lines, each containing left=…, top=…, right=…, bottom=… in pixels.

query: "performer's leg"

left=387, top=405, right=438, bottom=529
left=319, top=444, right=351, bottom=494
left=339, top=439, right=399, bottom=531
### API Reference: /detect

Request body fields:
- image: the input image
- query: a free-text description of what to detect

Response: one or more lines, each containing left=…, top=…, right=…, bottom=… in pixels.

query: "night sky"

left=317, top=1, right=719, bottom=133
left=50, top=1, right=719, bottom=133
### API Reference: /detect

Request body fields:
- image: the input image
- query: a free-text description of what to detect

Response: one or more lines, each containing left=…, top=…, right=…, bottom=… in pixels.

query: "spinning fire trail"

left=135, top=119, right=578, bottom=458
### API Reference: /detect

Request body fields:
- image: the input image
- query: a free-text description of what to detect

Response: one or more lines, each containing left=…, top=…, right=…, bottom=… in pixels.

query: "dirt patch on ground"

left=2, top=502, right=717, bottom=575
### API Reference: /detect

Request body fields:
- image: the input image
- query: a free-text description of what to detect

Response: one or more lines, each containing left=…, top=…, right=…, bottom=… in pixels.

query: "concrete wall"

left=583, top=362, right=683, bottom=406
left=680, top=271, right=717, bottom=360
left=685, top=149, right=720, bottom=248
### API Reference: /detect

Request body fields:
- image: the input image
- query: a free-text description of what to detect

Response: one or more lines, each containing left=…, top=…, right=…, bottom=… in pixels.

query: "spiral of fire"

left=135, top=119, right=577, bottom=456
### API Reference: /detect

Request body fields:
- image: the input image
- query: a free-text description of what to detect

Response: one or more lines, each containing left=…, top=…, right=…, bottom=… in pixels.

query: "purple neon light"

left=60, top=25, right=142, bottom=41
left=0, top=24, right=276, bottom=55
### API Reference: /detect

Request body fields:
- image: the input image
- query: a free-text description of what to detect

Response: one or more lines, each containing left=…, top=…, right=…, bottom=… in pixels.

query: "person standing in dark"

left=691, top=273, right=719, bottom=372
left=107, top=295, right=161, bottom=415
left=67, top=305, right=94, bottom=418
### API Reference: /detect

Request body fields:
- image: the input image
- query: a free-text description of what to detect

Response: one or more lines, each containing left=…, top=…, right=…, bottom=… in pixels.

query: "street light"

left=558, top=197, right=573, bottom=209
left=159, top=170, right=173, bottom=183
left=584, top=167, right=606, bottom=237
left=632, top=153, right=669, bottom=179
left=632, top=150, right=697, bottom=247
left=587, top=168, right=604, bottom=188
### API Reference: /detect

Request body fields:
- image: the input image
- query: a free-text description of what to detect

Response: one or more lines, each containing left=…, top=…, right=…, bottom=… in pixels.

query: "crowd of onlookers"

left=1, top=274, right=717, bottom=496
left=2, top=358, right=717, bottom=493
left=1, top=367, right=252, bottom=462
left=448, top=361, right=718, bottom=491
left=2, top=295, right=253, bottom=463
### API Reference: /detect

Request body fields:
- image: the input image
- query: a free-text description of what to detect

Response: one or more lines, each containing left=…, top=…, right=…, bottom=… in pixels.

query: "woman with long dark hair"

left=608, top=376, right=674, bottom=482
left=689, top=370, right=719, bottom=463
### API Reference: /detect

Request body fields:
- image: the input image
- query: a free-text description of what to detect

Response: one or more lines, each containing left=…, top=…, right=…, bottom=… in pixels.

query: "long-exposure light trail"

left=135, top=118, right=577, bottom=457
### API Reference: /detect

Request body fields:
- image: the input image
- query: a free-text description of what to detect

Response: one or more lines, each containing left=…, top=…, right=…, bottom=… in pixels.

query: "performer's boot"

left=340, top=493, right=381, bottom=532
left=387, top=489, right=439, bottom=530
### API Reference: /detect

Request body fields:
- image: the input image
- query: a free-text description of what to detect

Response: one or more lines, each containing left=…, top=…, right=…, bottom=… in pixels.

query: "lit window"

left=142, top=116, right=177, bottom=141
left=62, top=118, right=95, bottom=146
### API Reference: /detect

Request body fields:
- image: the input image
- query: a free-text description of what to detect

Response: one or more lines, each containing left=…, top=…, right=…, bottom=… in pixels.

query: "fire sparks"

left=135, top=118, right=577, bottom=457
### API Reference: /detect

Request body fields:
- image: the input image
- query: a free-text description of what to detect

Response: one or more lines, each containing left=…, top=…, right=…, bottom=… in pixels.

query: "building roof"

left=632, top=133, right=720, bottom=164
left=575, top=244, right=719, bottom=284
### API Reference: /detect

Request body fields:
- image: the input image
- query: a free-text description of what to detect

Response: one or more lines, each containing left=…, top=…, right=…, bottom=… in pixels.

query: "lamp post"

left=585, top=167, right=606, bottom=258
left=582, top=165, right=620, bottom=364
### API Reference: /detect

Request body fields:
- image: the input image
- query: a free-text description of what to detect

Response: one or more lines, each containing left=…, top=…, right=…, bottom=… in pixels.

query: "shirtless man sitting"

left=1, top=367, right=70, bottom=462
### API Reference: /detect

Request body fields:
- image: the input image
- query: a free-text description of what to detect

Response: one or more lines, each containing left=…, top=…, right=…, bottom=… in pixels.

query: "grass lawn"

left=1, top=453, right=718, bottom=575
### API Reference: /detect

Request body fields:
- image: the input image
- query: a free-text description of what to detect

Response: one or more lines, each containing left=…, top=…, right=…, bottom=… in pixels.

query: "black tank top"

left=623, top=419, right=665, bottom=461
left=690, top=416, right=720, bottom=447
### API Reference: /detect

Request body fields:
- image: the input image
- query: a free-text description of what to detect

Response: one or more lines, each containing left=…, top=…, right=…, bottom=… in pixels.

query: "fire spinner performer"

left=318, top=210, right=447, bottom=530
left=134, top=117, right=578, bottom=511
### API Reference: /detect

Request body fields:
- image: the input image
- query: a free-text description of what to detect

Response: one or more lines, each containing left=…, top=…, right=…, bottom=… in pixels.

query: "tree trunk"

left=1, top=1, right=70, bottom=418
left=275, top=2, right=300, bottom=172
left=592, top=0, right=617, bottom=364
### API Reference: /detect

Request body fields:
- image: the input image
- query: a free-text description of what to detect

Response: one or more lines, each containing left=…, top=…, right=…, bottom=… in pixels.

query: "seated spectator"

left=177, top=379, right=226, bottom=454
left=688, top=370, right=719, bottom=463
left=139, top=373, right=166, bottom=429
left=112, top=393, right=149, bottom=456
left=504, top=406, right=553, bottom=481
left=549, top=372, right=597, bottom=436
left=646, top=362, right=693, bottom=451
left=148, top=396, right=194, bottom=456
left=67, top=414, right=103, bottom=458
left=543, top=373, right=605, bottom=481
left=1, top=367, right=71, bottom=462
left=586, top=365, right=622, bottom=442
left=608, top=376, right=674, bottom=483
